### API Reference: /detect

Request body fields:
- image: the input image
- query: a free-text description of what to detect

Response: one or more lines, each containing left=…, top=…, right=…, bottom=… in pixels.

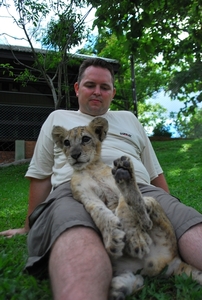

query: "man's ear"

left=74, top=82, right=79, bottom=97
left=52, top=126, right=68, bottom=149
left=88, top=117, right=109, bottom=142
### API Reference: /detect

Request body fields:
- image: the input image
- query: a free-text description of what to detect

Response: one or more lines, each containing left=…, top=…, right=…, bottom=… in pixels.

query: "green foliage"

left=173, top=108, right=202, bottom=138
left=15, top=68, right=37, bottom=87
left=152, top=122, right=172, bottom=137
left=14, top=0, right=50, bottom=27
left=168, top=61, right=202, bottom=100
left=88, top=0, right=202, bottom=116
left=138, top=102, right=167, bottom=129
left=3, top=0, right=91, bottom=109
left=41, top=11, right=88, bottom=51
left=0, top=63, right=14, bottom=77
left=1, top=139, right=202, bottom=299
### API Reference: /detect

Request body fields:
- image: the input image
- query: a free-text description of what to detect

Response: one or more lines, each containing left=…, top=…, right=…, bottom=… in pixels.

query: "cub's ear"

left=88, top=117, right=109, bottom=142
left=52, top=126, right=68, bottom=149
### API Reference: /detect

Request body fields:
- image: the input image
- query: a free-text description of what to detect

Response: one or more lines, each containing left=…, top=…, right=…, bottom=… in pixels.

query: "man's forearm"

left=25, top=176, right=52, bottom=231
left=151, top=173, right=170, bottom=193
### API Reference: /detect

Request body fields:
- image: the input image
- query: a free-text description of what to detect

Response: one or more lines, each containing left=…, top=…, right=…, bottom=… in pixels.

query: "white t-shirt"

left=25, top=110, right=163, bottom=188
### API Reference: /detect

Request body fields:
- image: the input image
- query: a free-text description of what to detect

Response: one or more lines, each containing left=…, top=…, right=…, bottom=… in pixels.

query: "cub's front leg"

left=112, top=156, right=153, bottom=258
left=71, top=178, right=125, bottom=259
left=109, top=271, right=144, bottom=300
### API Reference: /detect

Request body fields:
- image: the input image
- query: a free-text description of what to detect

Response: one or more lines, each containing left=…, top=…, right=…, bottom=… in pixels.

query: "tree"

left=152, top=122, right=172, bottom=138
left=168, top=60, right=202, bottom=116
left=172, top=108, right=202, bottom=138
left=88, top=0, right=202, bottom=116
left=1, top=0, right=92, bottom=109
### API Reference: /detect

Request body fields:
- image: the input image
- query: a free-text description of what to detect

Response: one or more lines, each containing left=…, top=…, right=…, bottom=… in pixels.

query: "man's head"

left=74, top=58, right=116, bottom=116
left=77, top=58, right=115, bottom=86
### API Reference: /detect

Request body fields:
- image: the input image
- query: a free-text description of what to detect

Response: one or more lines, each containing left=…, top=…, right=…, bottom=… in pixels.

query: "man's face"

left=74, top=66, right=116, bottom=116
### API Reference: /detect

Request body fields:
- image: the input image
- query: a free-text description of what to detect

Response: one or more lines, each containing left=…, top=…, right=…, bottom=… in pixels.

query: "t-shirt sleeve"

left=25, top=113, right=55, bottom=179
left=138, top=124, right=163, bottom=181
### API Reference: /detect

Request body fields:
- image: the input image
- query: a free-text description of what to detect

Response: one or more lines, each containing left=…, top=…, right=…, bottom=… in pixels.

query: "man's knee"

left=50, top=226, right=110, bottom=266
left=178, top=223, right=202, bottom=270
left=49, top=226, right=112, bottom=300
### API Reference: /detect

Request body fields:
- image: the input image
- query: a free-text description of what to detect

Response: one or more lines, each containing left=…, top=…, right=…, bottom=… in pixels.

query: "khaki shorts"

left=25, top=181, right=202, bottom=277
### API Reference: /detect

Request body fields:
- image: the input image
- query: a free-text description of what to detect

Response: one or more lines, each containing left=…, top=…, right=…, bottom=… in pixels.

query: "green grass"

left=0, top=139, right=202, bottom=299
left=0, top=164, right=51, bottom=300
left=153, top=138, right=202, bottom=212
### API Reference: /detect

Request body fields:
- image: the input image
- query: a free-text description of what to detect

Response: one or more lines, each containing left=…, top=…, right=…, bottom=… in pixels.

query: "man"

left=1, top=58, right=202, bottom=300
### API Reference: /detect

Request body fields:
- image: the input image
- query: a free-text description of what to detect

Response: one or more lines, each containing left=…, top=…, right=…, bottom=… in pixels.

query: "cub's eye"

left=82, top=136, right=91, bottom=143
left=64, top=139, right=70, bottom=147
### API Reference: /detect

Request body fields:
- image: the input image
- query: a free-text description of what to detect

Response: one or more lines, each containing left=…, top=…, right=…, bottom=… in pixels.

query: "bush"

left=152, top=122, right=172, bottom=137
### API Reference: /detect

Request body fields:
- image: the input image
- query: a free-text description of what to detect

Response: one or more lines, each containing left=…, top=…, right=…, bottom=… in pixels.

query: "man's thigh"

left=25, top=181, right=99, bottom=276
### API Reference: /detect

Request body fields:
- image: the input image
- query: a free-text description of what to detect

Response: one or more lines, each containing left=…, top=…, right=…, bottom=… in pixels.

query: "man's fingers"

left=0, top=228, right=27, bottom=237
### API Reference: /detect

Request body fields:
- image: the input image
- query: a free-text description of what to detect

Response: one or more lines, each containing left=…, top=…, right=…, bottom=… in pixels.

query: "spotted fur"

left=52, top=117, right=202, bottom=300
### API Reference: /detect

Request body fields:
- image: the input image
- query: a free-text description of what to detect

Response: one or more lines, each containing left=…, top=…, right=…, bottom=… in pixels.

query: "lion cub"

left=52, top=117, right=202, bottom=300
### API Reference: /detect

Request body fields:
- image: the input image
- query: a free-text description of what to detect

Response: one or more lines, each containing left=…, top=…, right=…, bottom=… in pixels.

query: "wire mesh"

left=0, top=104, right=54, bottom=164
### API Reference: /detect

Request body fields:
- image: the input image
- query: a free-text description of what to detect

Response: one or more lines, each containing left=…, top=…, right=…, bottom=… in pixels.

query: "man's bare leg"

left=178, top=223, right=202, bottom=270
left=49, top=227, right=112, bottom=300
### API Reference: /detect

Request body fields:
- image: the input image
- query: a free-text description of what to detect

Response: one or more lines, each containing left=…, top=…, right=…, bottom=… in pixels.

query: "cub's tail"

left=166, top=257, right=202, bottom=285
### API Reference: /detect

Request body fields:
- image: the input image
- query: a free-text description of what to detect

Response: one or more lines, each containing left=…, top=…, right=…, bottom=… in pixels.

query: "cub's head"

left=52, top=117, right=108, bottom=171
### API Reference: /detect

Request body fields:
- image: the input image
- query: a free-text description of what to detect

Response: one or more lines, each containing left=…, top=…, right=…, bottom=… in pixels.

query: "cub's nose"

left=71, top=151, right=81, bottom=160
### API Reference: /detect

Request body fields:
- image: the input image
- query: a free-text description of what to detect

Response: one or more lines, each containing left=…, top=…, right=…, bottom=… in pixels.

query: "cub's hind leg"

left=115, top=195, right=152, bottom=258
left=112, top=156, right=152, bottom=230
left=112, top=156, right=153, bottom=258
left=144, top=197, right=202, bottom=284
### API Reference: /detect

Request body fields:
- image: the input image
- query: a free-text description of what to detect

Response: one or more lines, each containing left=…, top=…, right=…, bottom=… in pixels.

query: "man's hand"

left=0, top=227, right=28, bottom=238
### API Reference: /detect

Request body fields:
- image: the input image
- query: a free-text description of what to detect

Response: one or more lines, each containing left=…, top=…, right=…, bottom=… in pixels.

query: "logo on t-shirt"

left=120, top=132, right=132, bottom=138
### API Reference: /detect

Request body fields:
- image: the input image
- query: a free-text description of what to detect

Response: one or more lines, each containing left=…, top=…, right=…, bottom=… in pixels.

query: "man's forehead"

left=82, top=67, right=113, bottom=83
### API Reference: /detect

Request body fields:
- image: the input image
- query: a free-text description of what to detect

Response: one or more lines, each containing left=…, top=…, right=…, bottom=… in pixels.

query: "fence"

left=0, top=104, right=54, bottom=164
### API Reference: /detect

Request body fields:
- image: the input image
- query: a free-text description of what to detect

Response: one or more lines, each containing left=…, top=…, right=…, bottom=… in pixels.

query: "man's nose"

left=93, top=85, right=101, bottom=95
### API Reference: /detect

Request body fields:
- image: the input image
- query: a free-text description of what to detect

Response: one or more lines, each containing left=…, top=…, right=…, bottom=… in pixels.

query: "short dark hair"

left=77, top=58, right=115, bottom=85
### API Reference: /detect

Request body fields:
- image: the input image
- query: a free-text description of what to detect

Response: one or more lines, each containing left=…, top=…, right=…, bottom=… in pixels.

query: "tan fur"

left=52, top=117, right=202, bottom=300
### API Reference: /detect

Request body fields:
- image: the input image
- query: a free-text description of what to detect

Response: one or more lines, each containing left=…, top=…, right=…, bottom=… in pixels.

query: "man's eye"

left=64, top=139, right=70, bottom=146
left=87, top=86, right=95, bottom=89
left=85, top=84, right=94, bottom=88
left=82, top=136, right=91, bottom=143
left=101, top=85, right=110, bottom=90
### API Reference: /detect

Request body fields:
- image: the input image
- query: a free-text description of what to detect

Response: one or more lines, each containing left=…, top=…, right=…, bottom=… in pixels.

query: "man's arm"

left=151, top=173, right=170, bottom=193
left=0, top=176, right=52, bottom=238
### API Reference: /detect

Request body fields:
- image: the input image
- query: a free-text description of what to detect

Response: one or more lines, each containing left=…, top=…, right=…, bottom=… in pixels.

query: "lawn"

left=0, top=138, right=202, bottom=300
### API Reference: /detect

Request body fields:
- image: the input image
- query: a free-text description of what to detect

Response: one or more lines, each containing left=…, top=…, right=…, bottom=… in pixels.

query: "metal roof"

left=0, top=44, right=119, bottom=65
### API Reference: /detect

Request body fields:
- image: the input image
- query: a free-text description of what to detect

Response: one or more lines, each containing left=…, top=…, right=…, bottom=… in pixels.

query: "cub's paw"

left=125, top=229, right=152, bottom=259
left=105, top=228, right=126, bottom=259
left=112, top=156, right=134, bottom=184
left=143, top=196, right=156, bottom=216
left=139, top=212, right=153, bottom=232
left=103, top=217, right=126, bottom=259
left=109, top=272, right=144, bottom=300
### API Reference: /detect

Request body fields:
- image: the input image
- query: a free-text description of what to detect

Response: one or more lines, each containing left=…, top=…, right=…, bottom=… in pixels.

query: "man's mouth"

left=90, top=99, right=102, bottom=105
left=90, top=98, right=101, bottom=102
